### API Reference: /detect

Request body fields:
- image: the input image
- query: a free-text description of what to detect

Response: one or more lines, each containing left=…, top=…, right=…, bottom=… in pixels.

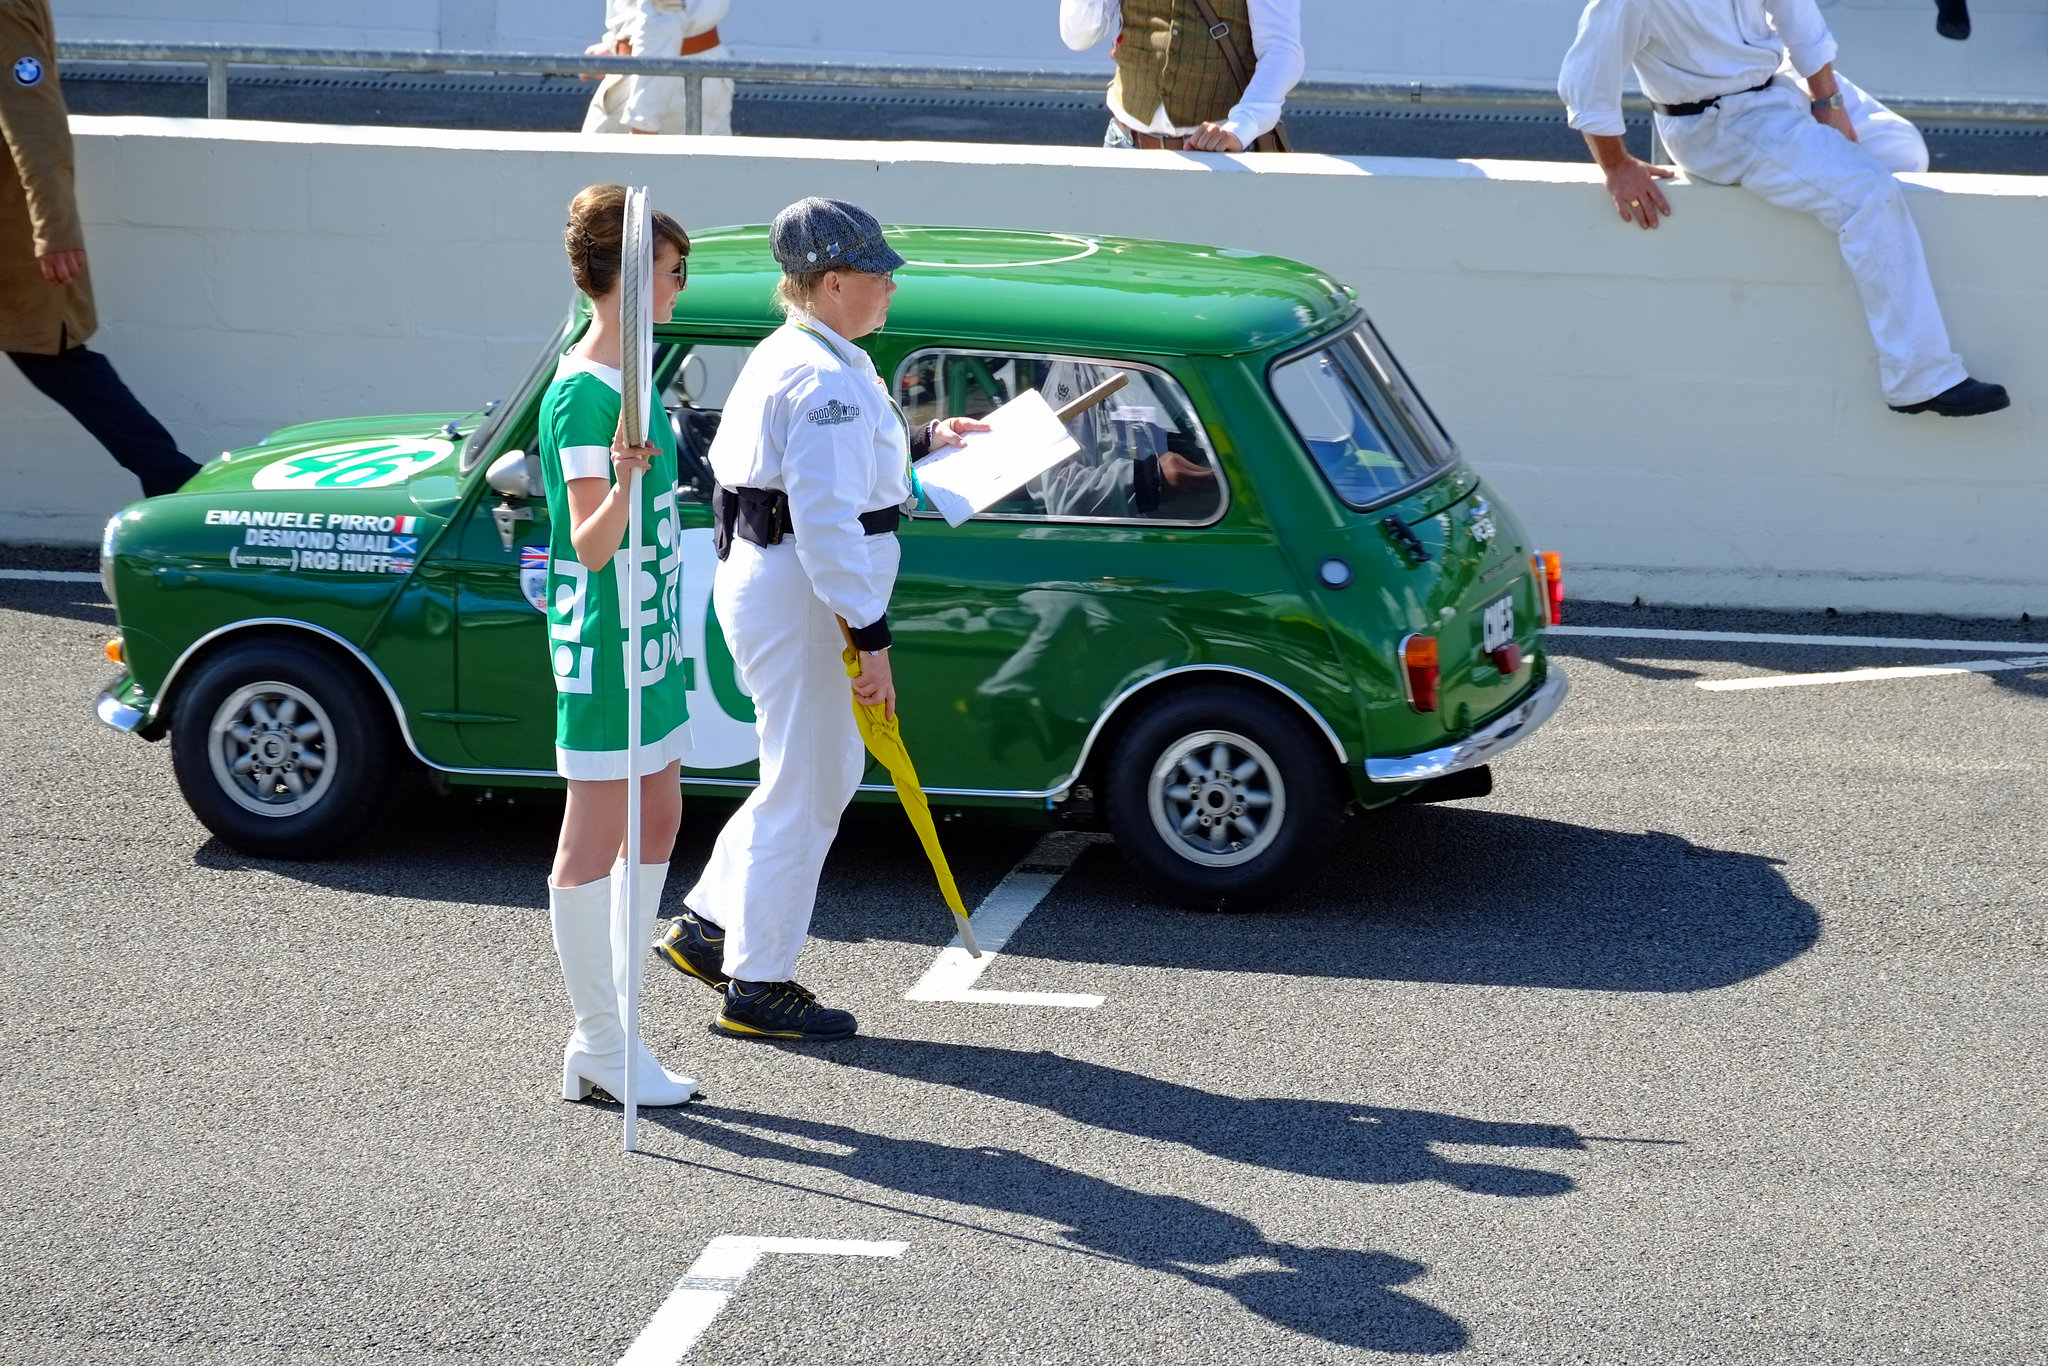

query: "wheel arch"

left=153, top=619, right=411, bottom=758
left=1075, top=664, right=1350, bottom=796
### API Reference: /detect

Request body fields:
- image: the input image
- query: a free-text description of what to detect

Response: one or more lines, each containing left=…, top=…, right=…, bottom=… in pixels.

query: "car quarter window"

left=1269, top=325, right=1453, bottom=511
left=896, top=349, right=1226, bottom=525
left=661, top=341, right=756, bottom=504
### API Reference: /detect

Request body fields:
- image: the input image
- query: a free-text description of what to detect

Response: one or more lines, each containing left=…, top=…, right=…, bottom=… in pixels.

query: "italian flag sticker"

left=393, top=515, right=419, bottom=534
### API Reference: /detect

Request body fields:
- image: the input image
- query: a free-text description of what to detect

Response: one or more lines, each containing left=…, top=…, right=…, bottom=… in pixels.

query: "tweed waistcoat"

left=1109, top=0, right=1257, bottom=129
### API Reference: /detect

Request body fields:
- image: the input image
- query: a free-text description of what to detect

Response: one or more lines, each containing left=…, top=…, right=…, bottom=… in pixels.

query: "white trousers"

left=682, top=539, right=868, bottom=982
left=580, top=61, right=735, bottom=136
left=1657, top=74, right=1967, bottom=407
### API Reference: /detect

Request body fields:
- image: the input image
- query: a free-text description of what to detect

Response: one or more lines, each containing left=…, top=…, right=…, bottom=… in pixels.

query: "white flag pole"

left=617, top=187, right=654, bottom=1153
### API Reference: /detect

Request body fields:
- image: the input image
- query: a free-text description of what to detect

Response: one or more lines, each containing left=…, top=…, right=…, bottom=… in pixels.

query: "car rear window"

left=1270, top=322, right=1457, bottom=510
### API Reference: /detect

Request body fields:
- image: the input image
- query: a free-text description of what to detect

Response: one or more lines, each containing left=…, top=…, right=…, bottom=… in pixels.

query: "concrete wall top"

left=7, top=116, right=2042, bottom=617
left=49, top=0, right=2048, bottom=104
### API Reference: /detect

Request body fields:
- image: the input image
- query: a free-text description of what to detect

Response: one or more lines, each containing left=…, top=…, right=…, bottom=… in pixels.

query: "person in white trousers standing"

left=1560, top=0, right=2010, bottom=417
left=582, top=0, right=734, bottom=136
left=653, top=198, right=985, bottom=1042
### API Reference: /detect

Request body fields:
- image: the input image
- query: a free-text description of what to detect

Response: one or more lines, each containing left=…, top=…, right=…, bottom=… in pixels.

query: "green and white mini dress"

left=535, top=354, right=691, bottom=780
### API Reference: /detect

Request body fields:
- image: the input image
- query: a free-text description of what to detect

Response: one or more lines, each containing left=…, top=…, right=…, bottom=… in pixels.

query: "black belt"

left=1655, top=76, right=1775, bottom=118
left=712, top=485, right=899, bottom=561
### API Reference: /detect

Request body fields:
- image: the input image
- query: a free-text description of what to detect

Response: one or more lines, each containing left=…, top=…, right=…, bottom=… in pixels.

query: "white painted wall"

left=50, top=0, right=2048, bottom=103
left=6, top=118, right=2040, bottom=616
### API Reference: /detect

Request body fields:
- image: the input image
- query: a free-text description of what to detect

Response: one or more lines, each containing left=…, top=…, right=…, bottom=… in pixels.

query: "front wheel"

left=169, top=638, right=395, bottom=857
left=1103, top=684, right=1341, bottom=909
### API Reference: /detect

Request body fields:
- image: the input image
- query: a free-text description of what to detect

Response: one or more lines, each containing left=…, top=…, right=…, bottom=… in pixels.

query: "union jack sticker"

left=520, top=545, right=549, bottom=613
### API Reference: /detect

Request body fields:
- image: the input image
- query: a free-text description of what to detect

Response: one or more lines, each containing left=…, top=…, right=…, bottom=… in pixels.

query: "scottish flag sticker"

left=14, top=56, right=43, bottom=87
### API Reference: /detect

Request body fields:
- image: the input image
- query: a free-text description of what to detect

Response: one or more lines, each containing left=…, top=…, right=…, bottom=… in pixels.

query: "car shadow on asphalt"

left=805, top=805, right=1822, bottom=994
left=651, top=1100, right=1478, bottom=1355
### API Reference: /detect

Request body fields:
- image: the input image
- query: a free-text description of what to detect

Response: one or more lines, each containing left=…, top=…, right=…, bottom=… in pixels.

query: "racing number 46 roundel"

left=252, top=438, right=455, bottom=491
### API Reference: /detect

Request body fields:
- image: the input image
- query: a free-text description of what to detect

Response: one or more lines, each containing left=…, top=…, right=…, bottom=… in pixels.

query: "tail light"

left=1533, top=550, right=1564, bottom=625
left=1400, top=632, right=1440, bottom=712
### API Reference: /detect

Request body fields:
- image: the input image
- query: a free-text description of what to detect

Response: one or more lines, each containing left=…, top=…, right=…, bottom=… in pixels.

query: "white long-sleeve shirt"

left=1060, top=0, right=1303, bottom=144
left=707, top=316, right=909, bottom=636
left=1558, top=0, right=1838, bottom=138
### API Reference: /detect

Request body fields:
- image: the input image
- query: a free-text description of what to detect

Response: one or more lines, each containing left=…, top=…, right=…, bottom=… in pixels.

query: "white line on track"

left=1697, top=655, right=2048, bottom=691
left=1549, top=624, right=2046, bottom=653
left=0, top=569, right=99, bottom=584
left=905, top=829, right=1108, bottom=1009
left=618, top=1236, right=907, bottom=1365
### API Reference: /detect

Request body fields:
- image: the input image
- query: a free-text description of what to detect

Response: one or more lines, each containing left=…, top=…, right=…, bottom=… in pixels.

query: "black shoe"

left=1890, top=377, right=2009, bottom=417
left=1935, top=0, right=1970, bottom=40
left=713, top=979, right=858, bottom=1042
left=656, top=913, right=731, bottom=991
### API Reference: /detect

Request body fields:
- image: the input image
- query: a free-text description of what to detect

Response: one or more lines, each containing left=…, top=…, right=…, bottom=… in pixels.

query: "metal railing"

left=57, top=39, right=2048, bottom=135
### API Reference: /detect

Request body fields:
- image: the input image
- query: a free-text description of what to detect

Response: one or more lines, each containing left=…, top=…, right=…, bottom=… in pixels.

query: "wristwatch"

left=1811, top=92, right=1845, bottom=112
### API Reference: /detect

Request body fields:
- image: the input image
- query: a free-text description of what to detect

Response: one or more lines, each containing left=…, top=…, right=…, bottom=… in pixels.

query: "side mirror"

left=485, top=449, right=539, bottom=551
left=486, top=449, right=538, bottom=499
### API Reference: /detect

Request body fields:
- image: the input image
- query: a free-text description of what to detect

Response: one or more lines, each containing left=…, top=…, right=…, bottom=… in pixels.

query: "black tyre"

left=169, top=637, right=396, bottom=857
left=1103, top=683, right=1342, bottom=909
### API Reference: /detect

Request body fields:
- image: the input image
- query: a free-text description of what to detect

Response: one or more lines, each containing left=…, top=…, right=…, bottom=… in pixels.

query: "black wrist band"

left=848, top=615, right=892, bottom=652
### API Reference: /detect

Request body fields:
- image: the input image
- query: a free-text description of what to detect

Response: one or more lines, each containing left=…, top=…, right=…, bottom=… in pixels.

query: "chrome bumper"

left=1365, top=667, right=1569, bottom=783
left=95, top=688, right=147, bottom=734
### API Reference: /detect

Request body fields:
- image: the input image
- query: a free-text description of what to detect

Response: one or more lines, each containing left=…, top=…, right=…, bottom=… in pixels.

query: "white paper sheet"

left=911, top=390, right=1081, bottom=527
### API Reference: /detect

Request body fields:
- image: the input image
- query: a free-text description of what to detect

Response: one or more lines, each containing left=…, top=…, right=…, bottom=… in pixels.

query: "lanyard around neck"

left=792, top=319, right=907, bottom=432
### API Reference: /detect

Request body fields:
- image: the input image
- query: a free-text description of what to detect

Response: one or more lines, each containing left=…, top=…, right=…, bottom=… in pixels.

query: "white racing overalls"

left=682, top=315, right=910, bottom=982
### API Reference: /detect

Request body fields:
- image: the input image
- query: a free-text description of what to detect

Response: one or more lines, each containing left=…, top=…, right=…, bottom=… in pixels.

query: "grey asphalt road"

left=57, top=66, right=2048, bottom=175
left=1, top=577, right=2043, bottom=1364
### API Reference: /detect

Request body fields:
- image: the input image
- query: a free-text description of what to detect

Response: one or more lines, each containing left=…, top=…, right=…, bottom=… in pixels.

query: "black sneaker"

left=713, top=979, right=858, bottom=1042
left=1890, top=377, right=2009, bottom=416
left=1935, top=0, right=1970, bottom=40
left=656, top=913, right=730, bottom=991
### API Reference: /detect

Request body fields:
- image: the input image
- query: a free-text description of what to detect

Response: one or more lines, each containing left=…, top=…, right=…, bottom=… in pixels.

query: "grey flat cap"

left=770, top=197, right=906, bottom=275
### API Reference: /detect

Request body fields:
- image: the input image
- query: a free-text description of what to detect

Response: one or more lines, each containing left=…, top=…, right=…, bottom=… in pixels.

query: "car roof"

left=666, top=225, right=1355, bottom=358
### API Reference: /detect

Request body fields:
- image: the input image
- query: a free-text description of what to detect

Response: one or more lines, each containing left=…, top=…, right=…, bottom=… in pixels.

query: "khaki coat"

left=0, top=0, right=93, bottom=354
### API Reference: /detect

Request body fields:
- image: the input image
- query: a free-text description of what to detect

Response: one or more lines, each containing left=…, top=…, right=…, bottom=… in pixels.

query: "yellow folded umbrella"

left=838, top=622, right=982, bottom=958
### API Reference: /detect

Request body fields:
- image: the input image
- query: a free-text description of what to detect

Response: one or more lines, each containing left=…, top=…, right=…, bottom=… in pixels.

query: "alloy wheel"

left=206, top=681, right=338, bottom=818
left=1145, top=729, right=1287, bottom=868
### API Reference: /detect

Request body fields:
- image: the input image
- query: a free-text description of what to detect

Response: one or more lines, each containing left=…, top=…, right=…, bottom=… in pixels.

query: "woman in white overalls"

left=655, top=198, right=984, bottom=1041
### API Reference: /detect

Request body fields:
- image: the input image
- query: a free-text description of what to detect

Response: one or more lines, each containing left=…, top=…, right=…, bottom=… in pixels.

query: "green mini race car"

left=94, top=226, right=1567, bottom=907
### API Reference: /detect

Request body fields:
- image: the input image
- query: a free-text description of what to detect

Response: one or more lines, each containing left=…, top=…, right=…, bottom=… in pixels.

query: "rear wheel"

left=1104, top=684, right=1341, bottom=909
left=169, top=638, right=395, bottom=857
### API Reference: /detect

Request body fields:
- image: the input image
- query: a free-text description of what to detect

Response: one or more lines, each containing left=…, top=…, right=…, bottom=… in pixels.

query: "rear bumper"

left=1365, top=667, right=1569, bottom=783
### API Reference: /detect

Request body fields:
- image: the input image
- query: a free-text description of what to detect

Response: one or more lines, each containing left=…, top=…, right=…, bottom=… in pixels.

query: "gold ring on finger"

left=1629, top=199, right=1642, bottom=207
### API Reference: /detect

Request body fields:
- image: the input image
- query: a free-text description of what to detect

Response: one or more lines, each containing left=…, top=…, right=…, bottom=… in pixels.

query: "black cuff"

left=848, top=614, right=892, bottom=652
left=908, top=419, right=938, bottom=461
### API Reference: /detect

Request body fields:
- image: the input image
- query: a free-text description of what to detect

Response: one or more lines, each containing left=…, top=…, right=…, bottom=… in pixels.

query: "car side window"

left=896, top=350, right=1226, bottom=525
left=660, top=342, right=755, bottom=504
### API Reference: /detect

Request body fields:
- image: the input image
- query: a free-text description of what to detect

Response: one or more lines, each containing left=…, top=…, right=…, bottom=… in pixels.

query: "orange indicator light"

left=1400, top=632, right=1440, bottom=712
left=104, top=636, right=124, bottom=664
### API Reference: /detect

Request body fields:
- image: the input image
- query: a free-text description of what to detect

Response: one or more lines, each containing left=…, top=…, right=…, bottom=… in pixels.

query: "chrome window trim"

left=889, top=346, right=1232, bottom=529
left=1266, top=313, right=1464, bottom=516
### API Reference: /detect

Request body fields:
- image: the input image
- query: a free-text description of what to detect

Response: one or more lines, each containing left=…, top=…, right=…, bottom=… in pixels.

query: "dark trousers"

left=7, top=345, right=202, bottom=497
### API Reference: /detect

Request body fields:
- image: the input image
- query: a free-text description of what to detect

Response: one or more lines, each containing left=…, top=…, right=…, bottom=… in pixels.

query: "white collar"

left=555, top=352, right=622, bottom=392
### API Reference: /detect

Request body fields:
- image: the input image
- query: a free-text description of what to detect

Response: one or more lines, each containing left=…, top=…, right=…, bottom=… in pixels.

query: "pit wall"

left=7, top=117, right=2041, bottom=616
left=48, top=0, right=2048, bottom=104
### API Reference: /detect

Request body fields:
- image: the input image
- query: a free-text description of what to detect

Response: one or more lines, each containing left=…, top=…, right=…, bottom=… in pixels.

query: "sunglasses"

left=657, top=258, right=689, bottom=286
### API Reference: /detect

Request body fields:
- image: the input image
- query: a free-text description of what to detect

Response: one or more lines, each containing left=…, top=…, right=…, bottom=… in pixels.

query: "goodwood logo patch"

left=805, top=398, right=860, bottom=426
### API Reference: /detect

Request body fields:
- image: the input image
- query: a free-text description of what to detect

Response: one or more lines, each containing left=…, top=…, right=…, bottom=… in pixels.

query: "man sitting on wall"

left=1060, top=0, right=1302, bottom=153
left=1560, top=0, right=2010, bottom=417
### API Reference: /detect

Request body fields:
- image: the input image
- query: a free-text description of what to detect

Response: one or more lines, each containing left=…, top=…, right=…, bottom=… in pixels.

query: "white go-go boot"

left=548, top=862, right=697, bottom=1106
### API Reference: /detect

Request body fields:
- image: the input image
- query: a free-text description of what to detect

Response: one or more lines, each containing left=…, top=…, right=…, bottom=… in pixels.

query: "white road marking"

left=617, top=1236, right=907, bottom=1366
left=1551, top=625, right=2046, bottom=654
left=0, top=569, right=99, bottom=584
left=1697, top=655, right=2048, bottom=691
left=906, top=830, right=1108, bottom=1009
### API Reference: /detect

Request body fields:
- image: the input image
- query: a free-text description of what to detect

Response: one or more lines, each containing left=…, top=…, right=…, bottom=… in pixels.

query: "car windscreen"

left=1269, top=322, right=1456, bottom=510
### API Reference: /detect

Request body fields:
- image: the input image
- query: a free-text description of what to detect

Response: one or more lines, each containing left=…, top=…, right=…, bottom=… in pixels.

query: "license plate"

left=1481, top=595, right=1515, bottom=653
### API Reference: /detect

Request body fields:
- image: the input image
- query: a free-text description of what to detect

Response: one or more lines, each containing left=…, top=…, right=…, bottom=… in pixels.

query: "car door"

left=887, top=346, right=1297, bottom=796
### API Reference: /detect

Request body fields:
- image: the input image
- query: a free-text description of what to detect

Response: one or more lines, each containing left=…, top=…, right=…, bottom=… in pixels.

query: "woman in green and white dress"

left=538, top=183, right=696, bottom=1106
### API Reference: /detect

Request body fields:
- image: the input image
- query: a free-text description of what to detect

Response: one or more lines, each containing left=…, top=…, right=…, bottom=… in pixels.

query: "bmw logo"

left=13, top=56, right=43, bottom=87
